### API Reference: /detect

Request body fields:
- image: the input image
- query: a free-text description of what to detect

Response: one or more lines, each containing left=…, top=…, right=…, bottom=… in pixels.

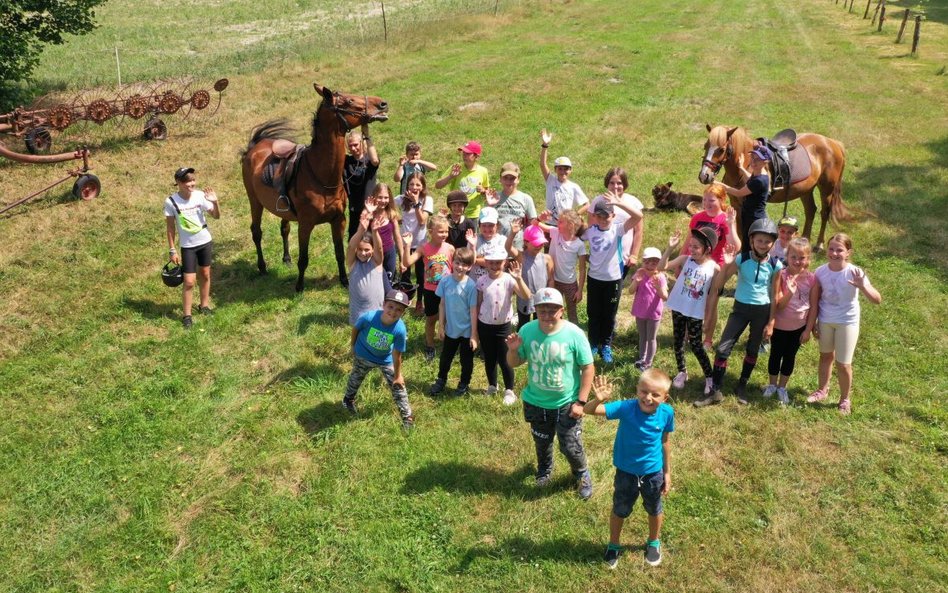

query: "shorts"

left=613, top=469, right=664, bottom=518
left=818, top=320, right=860, bottom=364
left=181, top=241, right=213, bottom=274
left=423, top=288, right=441, bottom=317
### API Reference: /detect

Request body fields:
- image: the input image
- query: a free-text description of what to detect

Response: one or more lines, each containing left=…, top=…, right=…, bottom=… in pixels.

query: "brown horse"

left=241, top=84, right=388, bottom=291
left=698, top=124, right=847, bottom=251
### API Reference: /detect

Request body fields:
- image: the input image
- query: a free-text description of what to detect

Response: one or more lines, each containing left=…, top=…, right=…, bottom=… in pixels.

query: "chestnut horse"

left=698, top=124, right=847, bottom=251
left=241, top=84, right=388, bottom=291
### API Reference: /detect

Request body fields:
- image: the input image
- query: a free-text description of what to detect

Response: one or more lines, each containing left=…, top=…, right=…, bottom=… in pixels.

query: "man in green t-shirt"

left=506, top=287, right=595, bottom=499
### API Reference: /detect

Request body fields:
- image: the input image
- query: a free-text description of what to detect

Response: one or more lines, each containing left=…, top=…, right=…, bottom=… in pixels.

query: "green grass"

left=1, top=0, right=946, bottom=591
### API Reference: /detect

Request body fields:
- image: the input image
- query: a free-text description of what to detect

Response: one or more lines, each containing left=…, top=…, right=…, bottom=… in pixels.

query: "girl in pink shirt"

left=628, top=247, right=668, bottom=371
left=764, top=238, right=817, bottom=404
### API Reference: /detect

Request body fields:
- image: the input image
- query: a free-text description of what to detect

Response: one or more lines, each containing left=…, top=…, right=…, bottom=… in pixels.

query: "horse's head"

left=314, top=84, right=389, bottom=132
left=698, top=124, right=739, bottom=184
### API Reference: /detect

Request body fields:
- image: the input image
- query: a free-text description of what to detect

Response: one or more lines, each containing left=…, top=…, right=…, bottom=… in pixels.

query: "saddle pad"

left=788, top=144, right=811, bottom=184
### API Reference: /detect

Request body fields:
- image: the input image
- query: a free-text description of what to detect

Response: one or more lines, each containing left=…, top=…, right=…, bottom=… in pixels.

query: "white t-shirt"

left=476, top=273, right=517, bottom=324
left=545, top=176, right=588, bottom=223
left=549, top=227, right=587, bottom=284
left=395, top=193, right=434, bottom=249
left=470, top=234, right=507, bottom=281
left=666, top=257, right=718, bottom=320
left=589, top=193, right=643, bottom=261
left=815, top=263, right=871, bottom=325
left=164, top=191, right=213, bottom=248
left=582, top=224, right=623, bottom=281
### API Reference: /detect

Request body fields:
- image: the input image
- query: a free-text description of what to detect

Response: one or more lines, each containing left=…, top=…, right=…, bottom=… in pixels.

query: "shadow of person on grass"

left=454, top=535, right=607, bottom=571
left=400, top=461, right=584, bottom=500
left=297, top=401, right=357, bottom=442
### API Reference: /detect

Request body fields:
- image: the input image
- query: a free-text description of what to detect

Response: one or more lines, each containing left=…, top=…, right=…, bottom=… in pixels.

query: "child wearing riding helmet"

left=164, top=166, right=220, bottom=330
left=698, top=218, right=782, bottom=407
left=721, top=145, right=772, bottom=258
left=659, top=227, right=721, bottom=394
left=445, top=190, right=477, bottom=250
left=805, top=233, right=881, bottom=415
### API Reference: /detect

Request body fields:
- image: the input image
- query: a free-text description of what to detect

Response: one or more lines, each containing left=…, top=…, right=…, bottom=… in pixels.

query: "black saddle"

left=757, top=128, right=798, bottom=192
left=262, top=145, right=307, bottom=214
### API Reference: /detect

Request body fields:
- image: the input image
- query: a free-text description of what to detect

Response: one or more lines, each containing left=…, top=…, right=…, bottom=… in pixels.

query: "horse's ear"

left=726, top=127, right=738, bottom=139
left=313, top=83, right=333, bottom=102
left=705, top=123, right=712, bottom=132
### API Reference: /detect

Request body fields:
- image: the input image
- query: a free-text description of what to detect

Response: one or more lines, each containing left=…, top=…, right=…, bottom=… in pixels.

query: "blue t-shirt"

left=604, top=400, right=675, bottom=475
left=734, top=253, right=782, bottom=305
left=353, top=310, right=407, bottom=365
left=435, top=274, right=478, bottom=339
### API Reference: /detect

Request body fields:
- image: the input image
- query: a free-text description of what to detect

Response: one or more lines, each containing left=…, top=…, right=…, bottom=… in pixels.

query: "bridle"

left=701, top=141, right=733, bottom=176
left=330, top=93, right=372, bottom=133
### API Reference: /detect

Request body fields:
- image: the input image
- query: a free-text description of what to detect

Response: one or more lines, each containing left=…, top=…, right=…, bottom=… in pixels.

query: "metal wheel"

left=143, top=117, right=167, bottom=141
left=24, top=126, right=53, bottom=154
left=72, top=174, right=101, bottom=201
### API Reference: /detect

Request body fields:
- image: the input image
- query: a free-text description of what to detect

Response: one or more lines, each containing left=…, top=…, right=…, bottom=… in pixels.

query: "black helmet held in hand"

left=162, top=261, right=184, bottom=287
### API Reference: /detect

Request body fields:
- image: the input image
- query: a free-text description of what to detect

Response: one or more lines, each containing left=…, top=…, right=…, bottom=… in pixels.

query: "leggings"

left=712, top=301, right=771, bottom=387
left=636, top=317, right=661, bottom=367
left=586, top=276, right=621, bottom=348
left=671, top=311, right=712, bottom=376
left=438, top=334, right=475, bottom=386
left=768, top=325, right=805, bottom=377
left=478, top=320, right=514, bottom=389
left=554, top=280, right=580, bottom=324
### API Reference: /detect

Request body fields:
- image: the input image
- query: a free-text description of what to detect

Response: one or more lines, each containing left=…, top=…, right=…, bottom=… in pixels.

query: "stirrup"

left=276, top=194, right=291, bottom=212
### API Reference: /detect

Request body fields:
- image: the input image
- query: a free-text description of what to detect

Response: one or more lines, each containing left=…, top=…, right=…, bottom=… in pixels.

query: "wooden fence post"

left=878, top=3, right=886, bottom=31
left=871, top=0, right=882, bottom=25
left=896, top=8, right=910, bottom=43
left=864, top=0, right=872, bottom=18
left=911, top=15, right=921, bottom=55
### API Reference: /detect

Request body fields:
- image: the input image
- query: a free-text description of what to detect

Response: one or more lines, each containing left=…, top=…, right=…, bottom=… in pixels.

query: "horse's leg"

left=248, top=189, right=267, bottom=274
left=332, top=213, right=349, bottom=288
left=280, top=219, right=292, bottom=265
left=799, top=190, right=817, bottom=246
left=815, top=181, right=835, bottom=253
left=296, top=220, right=314, bottom=293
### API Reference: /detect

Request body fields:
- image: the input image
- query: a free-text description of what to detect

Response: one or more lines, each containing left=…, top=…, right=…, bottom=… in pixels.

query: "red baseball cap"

left=458, top=141, right=482, bottom=156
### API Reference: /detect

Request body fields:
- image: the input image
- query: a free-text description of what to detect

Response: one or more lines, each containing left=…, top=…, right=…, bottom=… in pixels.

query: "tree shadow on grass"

left=400, top=461, right=583, bottom=500
left=455, top=535, right=607, bottom=571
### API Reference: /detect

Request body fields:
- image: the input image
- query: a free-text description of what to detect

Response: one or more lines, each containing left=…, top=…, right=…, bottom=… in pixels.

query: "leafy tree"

left=0, top=0, right=107, bottom=109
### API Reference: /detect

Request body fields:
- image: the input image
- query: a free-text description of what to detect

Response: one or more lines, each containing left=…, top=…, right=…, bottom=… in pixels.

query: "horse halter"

left=701, top=142, right=733, bottom=175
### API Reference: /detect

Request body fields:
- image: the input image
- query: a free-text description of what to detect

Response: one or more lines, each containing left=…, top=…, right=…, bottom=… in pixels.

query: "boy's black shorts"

left=613, top=469, right=664, bottom=518
left=423, top=288, right=441, bottom=317
left=181, top=241, right=213, bottom=274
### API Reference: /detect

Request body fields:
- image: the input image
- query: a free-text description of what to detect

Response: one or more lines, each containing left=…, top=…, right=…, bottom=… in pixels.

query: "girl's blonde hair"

left=370, top=183, right=400, bottom=222
left=787, top=237, right=812, bottom=257
left=558, top=209, right=587, bottom=237
left=827, top=232, right=853, bottom=251
left=427, top=213, right=449, bottom=232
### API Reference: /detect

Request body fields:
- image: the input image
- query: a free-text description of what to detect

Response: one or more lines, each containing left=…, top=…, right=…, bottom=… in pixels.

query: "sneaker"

left=633, top=360, right=646, bottom=372
left=838, top=398, right=851, bottom=415
left=672, top=371, right=688, bottom=389
left=591, top=345, right=600, bottom=357
left=601, top=345, right=614, bottom=364
left=806, top=387, right=828, bottom=403
left=694, top=390, right=724, bottom=407
left=762, top=384, right=778, bottom=398
left=182, top=315, right=193, bottom=329
left=777, top=387, right=789, bottom=405
left=759, top=341, right=770, bottom=354
left=576, top=470, right=593, bottom=500
left=502, top=389, right=518, bottom=406
left=736, top=381, right=749, bottom=405
left=603, top=546, right=621, bottom=569
left=703, top=340, right=714, bottom=353
left=485, top=385, right=498, bottom=396
left=401, top=415, right=415, bottom=431
left=197, top=305, right=214, bottom=315
left=644, top=541, right=662, bottom=566
left=454, top=383, right=469, bottom=396
left=429, top=378, right=446, bottom=395
left=535, top=473, right=552, bottom=488
left=342, top=398, right=357, bottom=415
left=704, top=377, right=714, bottom=395
left=424, top=347, right=436, bottom=362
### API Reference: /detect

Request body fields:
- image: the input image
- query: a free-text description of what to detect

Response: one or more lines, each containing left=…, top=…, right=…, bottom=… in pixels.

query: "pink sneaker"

left=672, top=371, right=688, bottom=389
left=806, top=388, right=828, bottom=403
left=838, top=399, right=851, bottom=415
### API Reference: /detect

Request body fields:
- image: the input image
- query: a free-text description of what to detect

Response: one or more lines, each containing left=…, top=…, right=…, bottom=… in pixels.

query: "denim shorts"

left=613, top=469, right=664, bottom=518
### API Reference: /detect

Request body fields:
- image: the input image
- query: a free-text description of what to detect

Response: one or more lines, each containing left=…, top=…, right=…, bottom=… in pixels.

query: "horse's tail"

left=829, top=138, right=850, bottom=224
left=242, top=119, right=298, bottom=157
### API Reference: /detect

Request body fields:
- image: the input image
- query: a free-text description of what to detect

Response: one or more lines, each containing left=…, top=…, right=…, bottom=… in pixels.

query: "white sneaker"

left=485, top=385, right=498, bottom=396
left=502, top=389, right=518, bottom=406
left=672, top=371, right=688, bottom=389
left=704, top=377, right=714, bottom=395
left=762, top=384, right=778, bottom=398
left=777, top=387, right=790, bottom=405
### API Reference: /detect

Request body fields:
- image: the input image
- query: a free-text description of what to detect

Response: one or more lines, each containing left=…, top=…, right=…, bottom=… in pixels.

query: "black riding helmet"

left=690, top=226, right=719, bottom=253
left=748, top=217, right=779, bottom=240
left=162, top=261, right=184, bottom=287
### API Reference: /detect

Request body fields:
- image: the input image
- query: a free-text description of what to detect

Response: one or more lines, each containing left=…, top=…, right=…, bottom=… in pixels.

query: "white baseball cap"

left=642, top=247, right=662, bottom=260
left=479, top=207, right=499, bottom=224
left=533, top=287, right=565, bottom=308
left=553, top=156, right=572, bottom=168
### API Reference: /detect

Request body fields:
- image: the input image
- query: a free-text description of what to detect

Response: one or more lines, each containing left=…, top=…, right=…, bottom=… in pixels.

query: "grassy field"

left=1, top=0, right=946, bottom=591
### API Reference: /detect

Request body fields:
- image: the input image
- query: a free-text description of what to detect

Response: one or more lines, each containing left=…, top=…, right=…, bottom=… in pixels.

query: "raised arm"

left=539, top=129, right=552, bottom=180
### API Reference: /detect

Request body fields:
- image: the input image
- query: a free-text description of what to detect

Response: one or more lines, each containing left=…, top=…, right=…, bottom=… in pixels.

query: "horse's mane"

left=710, top=125, right=754, bottom=157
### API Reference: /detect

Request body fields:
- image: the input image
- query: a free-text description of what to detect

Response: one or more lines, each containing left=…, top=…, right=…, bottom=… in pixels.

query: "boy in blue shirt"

left=430, top=247, right=479, bottom=396
left=584, top=369, right=674, bottom=568
left=343, top=289, right=414, bottom=429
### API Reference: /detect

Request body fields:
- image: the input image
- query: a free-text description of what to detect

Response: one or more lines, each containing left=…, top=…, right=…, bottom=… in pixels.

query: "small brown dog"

left=652, top=182, right=702, bottom=215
